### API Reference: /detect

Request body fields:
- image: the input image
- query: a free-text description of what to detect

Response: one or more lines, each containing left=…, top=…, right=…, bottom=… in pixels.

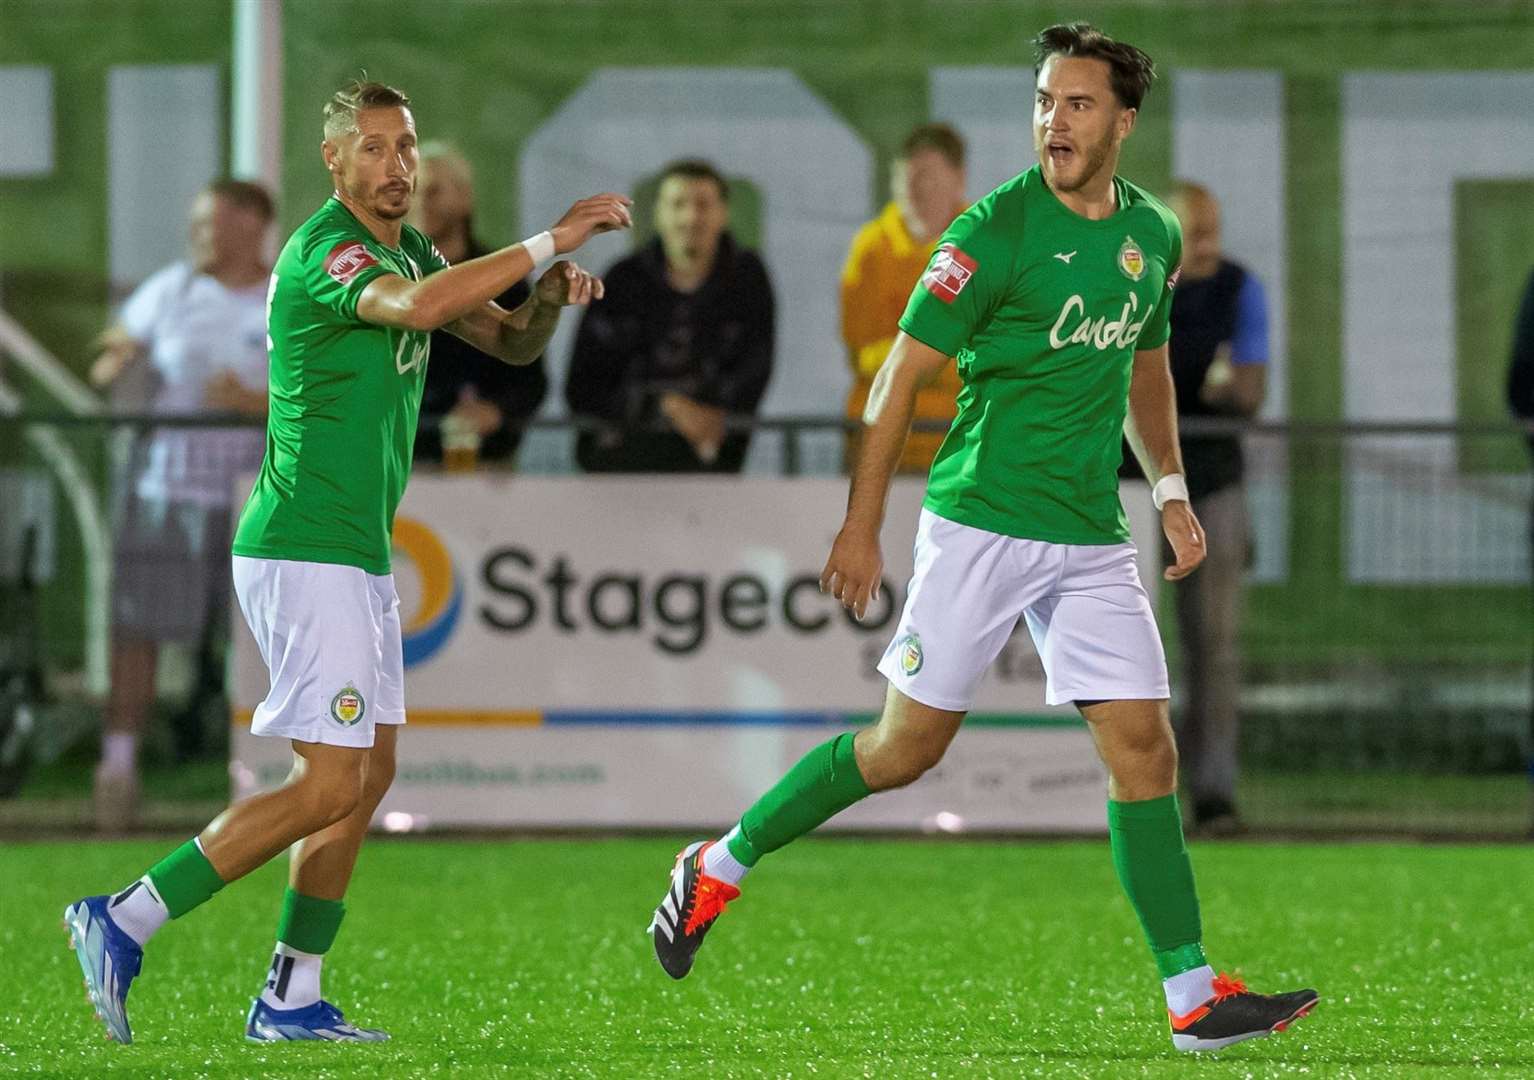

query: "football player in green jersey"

left=651, top=24, right=1317, bottom=1054
left=67, top=78, right=631, bottom=1046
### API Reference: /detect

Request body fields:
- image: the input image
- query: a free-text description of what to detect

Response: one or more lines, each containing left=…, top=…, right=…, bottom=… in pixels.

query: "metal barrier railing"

left=0, top=413, right=1530, bottom=833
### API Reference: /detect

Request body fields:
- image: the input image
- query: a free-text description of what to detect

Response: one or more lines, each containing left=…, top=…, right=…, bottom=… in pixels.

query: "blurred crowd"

left=84, top=120, right=1534, bottom=833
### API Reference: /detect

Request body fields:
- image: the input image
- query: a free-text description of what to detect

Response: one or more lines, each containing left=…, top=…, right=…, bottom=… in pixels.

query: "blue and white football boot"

left=63, top=896, right=143, bottom=1044
left=244, top=998, right=390, bottom=1043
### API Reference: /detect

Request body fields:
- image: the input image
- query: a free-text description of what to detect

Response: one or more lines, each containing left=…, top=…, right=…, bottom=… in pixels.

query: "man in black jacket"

left=1511, top=267, right=1534, bottom=460
left=566, top=159, right=774, bottom=472
left=1510, top=267, right=1534, bottom=780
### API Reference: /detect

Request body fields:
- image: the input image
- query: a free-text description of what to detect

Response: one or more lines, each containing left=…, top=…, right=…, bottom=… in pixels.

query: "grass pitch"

left=3, top=837, right=1530, bottom=1078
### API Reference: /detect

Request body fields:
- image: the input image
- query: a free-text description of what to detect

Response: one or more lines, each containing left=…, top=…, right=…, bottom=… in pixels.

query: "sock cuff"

left=829, top=731, right=872, bottom=799
left=727, top=821, right=761, bottom=867
left=147, top=837, right=228, bottom=919
left=1107, top=792, right=1181, bottom=825
left=274, top=940, right=324, bottom=960
left=276, top=888, right=346, bottom=955
left=1155, top=942, right=1209, bottom=980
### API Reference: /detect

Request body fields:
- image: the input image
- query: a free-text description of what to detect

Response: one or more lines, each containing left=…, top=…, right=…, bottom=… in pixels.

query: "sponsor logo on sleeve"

left=1168, top=265, right=1182, bottom=291
left=920, top=244, right=978, bottom=304
left=324, top=241, right=379, bottom=286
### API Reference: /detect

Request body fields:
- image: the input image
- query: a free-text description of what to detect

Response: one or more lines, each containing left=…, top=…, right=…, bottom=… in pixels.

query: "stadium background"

left=3, top=2, right=1534, bottom=1075
left=4, top=0, right=1530, bottom=832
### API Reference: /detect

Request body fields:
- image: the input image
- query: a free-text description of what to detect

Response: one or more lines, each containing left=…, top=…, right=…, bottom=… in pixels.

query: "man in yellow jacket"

left=840, top=123, right=968, bottom=471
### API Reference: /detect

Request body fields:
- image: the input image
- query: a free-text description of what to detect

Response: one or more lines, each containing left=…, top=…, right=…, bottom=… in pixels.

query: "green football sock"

left=1107, top=794, right=1208, bottom=979
left=145, top=838, right=227, bottom=919
left=275, top=887, right=346, bottom=955
left=725, top=732, right=872, bottom=867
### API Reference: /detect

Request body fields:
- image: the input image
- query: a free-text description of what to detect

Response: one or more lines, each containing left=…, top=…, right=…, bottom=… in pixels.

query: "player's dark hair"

left=323, top=78, right=411, bottom=138
left=899, top=123, right=966, bottom=169
left=207, top=178, right=275, bottom=222
left=1032, top=23, right=1156, bottom=111
left=657, top=159, right=730, bottom=202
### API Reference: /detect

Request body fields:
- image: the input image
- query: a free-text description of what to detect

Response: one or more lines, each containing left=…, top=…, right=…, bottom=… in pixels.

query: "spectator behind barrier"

left=566, top=159, right=774, bottom=472
left=1509, top=265, right=1534, bottom=459
left=1159, top=180, right=1270, bottom=835
left=408, top=142, right=549, bottom=468
left=840, top=123, right=968, bottom=472
left=88, top=179, right=275, bottom=831
left=1509, top=265, right=1534, bottom=670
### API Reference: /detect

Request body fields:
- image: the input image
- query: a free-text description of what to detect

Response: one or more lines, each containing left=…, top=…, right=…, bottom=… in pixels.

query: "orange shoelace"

left=682, top=874, right=740, bottom=937
left=1211, top=972, right=1249, bottom=1002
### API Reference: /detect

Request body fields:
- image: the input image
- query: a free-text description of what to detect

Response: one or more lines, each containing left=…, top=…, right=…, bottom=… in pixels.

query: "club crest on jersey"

left=325, top=241, right=379, bottom=286
left=330, top=686, right=365, bottom=727
left=898, top=634, right=924, bottom=677
left=1117, top=236, right=1146, bottom=282
left=921, top=244, right=978, bottom=304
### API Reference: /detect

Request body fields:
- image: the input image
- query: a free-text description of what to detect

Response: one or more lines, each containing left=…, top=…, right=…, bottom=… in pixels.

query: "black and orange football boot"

left=1169, top=971, right=1319, bottom=1052
left=649, top=840, right=739, bottom=979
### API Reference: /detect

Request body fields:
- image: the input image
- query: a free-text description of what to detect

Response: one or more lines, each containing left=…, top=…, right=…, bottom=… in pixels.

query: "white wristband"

left=521, top=230, right=556, bottom=268
left=1152, top=473, right=1190, bottom=510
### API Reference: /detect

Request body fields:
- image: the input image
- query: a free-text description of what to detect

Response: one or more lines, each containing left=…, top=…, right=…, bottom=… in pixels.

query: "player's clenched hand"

left=1162, top=500, right=1206, bottom=581
left=535, top=261, right=604, bottom=306
left=550, top=194, right=633, bottom=254
left=820, top=523, right=883, bottom=621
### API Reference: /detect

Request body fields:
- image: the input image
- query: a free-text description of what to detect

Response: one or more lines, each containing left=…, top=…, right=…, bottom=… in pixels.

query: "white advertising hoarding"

left=232, top=477, right=1162, bottom=833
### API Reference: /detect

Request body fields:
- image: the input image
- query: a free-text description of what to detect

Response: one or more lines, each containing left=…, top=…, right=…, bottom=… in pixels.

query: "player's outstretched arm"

left=821, top=332, right=951, bottom=619
left=356, top=194, right=631, bottom=334
left=446, top=260, right=603, bottom=366
left=1126, top=342, right=1206, bottom=581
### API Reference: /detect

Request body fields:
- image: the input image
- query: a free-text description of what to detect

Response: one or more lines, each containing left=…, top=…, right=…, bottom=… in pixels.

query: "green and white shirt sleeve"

left=303, top=230, right=395, bottom=322
left=1135, top=210, right=1183, bottom=352
left=897, top=205, right=1016, bottom=358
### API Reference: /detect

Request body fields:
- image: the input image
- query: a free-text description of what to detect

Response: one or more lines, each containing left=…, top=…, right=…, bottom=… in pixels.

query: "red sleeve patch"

left=920, top=244, right=979, bottom=304
left=324, top=240, right=380, bottom=286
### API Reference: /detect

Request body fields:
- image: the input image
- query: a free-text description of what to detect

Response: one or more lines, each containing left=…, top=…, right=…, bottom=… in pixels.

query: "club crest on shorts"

left=1118, top=236, right=1146, bottom=282
left=330, top=686, right=365, bottom=727
left=898, top=634, right=924, bottom=677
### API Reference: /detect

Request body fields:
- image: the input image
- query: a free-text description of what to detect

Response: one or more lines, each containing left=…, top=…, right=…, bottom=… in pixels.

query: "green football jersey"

left=899, top=165, right=1182, bottom=545
left=233, top=197, right=447, bottom=575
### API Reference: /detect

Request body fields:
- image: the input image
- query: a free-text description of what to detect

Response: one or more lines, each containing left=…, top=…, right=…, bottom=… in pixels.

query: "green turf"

left=5, top=838, right=1533, bottom=1077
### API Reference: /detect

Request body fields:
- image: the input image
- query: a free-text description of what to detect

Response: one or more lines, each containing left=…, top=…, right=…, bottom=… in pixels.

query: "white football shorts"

left=877, top=508, right=1169, bottom=710
left=232, top=555, right=407, bottom=748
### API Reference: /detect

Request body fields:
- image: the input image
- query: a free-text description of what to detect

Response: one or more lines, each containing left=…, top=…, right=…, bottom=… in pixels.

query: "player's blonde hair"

left=322, top=78, right=411, bottom=140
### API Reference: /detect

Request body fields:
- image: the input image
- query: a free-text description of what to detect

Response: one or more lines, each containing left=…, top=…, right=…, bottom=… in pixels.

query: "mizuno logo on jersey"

left=324, top=241, right=379, bottom=286
left=921, top=244, right=978, bottom=304
left=1049, top=292, right=1150, bottom=352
